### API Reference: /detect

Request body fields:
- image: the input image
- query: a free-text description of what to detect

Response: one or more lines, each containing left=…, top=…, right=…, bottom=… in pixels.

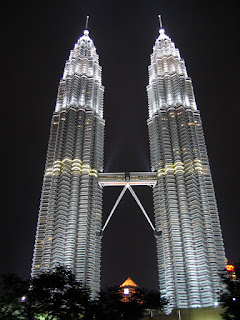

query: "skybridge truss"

left=99, top=172, right=157, bottom=233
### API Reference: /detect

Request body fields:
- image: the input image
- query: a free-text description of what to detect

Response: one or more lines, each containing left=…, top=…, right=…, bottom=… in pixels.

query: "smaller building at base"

left=119, top=277, right=139, bottom=302
left=142, top=306, right=225, bottom=320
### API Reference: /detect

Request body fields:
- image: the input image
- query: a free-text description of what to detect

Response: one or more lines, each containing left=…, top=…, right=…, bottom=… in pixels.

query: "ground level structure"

left=142, top=307, right=224, bottom=320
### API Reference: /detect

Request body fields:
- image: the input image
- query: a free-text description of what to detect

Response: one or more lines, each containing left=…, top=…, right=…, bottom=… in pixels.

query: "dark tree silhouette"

left=0, top=268, right=168, bottom=320
left=0, top=273, right=30, bottom=319
left=220, top=264, right=240, bottom=320
left=133, top=287, right=168, bottom=318
left=0, top=266, right=92, bottom=320
left=95, top=286, right=143, bottom=320
left=28, top=266, right=92, bottom=320
left=95, top=286, right=168, bottom=319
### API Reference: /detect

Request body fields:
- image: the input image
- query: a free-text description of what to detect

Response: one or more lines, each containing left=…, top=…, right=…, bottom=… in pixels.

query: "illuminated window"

left=124, top=288, right=129, bottom=295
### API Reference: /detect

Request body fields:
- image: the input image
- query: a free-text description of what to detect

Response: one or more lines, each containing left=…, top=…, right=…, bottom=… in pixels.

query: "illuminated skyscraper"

left=31, top=18, right=226, bottom=313
left=31, top=28, right=104, bottom=297
left=147, top=23, right=226, bottom=311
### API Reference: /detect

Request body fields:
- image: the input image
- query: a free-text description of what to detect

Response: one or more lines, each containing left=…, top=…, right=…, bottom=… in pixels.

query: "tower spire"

left=85, top=15, right=89, bottom=30
left=158, top=14, right=163, bottom=29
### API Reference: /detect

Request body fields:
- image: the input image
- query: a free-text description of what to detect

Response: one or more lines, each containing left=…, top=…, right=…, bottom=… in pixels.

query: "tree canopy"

left=28, top=266, right=92, bottom=320
left=0, top=273, right=29, bottom=319
left=0, top=267, right=168, bottom=319
left=220, top=264, right=240, bottom=320
left=0, top=266, right=92, bottom=320
left=95, top=286, right=143, bottom=320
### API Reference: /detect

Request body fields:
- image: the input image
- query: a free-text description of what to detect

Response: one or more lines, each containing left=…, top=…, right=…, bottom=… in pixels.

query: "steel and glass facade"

left=31, top=30, right=104, bottom=297
left=31, top=23, right=226, bottom=312
left=147, top=27, right=226, bottom=311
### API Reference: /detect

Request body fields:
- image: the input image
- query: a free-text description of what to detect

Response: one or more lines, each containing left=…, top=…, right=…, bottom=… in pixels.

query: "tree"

left=220, top=264, right=240, bottom=320
left=133, top=287, right=168, bottom=317
left=94, top=286, right=144, bottom=319
left=0, top=267, right=92, bottom=320
left=0, top=273, right=29, bottom=319
left=95, top=286, right=168, bottom=320
left=28, top=266, right=92, bottom=320
left=0, top=269, right=168, bottom=320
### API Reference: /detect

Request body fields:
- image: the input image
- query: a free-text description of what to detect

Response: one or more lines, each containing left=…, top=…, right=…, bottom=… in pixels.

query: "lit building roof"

left=120, top=277, right=138, bottom=288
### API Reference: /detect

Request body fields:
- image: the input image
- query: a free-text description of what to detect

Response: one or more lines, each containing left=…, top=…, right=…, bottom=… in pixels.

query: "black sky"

left=1, top=0, right=240, bottom=290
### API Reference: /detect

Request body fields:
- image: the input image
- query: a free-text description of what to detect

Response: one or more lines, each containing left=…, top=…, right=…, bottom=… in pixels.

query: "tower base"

left=143, top=306, right=224, bottom=320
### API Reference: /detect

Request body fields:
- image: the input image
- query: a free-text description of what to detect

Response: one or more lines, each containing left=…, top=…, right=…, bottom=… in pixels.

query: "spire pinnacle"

left=158, top=15, right=163, bottom=29
left=83, top=16, right=90, bottom=36
left=85, top=15, right=89, bottom=30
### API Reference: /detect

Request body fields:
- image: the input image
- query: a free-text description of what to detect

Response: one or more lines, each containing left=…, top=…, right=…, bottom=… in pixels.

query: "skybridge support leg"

left=102, top=184, right=128, bottom=232
left=128, top=185, right=155, bottom=232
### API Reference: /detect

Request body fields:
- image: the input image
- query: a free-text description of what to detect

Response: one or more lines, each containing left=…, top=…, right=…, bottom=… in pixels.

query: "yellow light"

left=44, top=158, right=98, bottom=178
left=157, top=159, right=205, bottom=177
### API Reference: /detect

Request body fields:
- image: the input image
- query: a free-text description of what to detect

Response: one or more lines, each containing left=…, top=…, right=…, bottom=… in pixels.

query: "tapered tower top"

left=55, top=17, right=104, bottom=116
left=146, top=16, right=197, bottom=116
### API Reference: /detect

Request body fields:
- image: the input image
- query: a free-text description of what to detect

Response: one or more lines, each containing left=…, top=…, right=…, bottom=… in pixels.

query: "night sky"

left=1, top=1, right=240, bottom=290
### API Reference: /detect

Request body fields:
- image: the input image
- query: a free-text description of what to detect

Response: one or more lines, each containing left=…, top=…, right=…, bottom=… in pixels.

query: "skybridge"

left=98, top=171, right=157, bottom=187
left=98, top=172, right=158, bottom=233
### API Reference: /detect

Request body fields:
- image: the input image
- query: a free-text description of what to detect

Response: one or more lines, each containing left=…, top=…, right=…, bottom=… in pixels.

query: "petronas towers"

left=32, top=20, right=226, bottom=313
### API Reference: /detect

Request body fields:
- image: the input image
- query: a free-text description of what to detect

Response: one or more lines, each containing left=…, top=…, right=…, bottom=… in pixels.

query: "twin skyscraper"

left=31, top=19, right=226, bottom=313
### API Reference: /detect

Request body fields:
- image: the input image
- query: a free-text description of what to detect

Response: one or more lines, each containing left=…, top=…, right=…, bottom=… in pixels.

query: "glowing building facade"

left=31, top=29, right=104, bottom=297
left=147, top=27, right=226, bottom=310
left=31, top=20, right=226, bottom=313
left=119, top=277, right=139, bottom=302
